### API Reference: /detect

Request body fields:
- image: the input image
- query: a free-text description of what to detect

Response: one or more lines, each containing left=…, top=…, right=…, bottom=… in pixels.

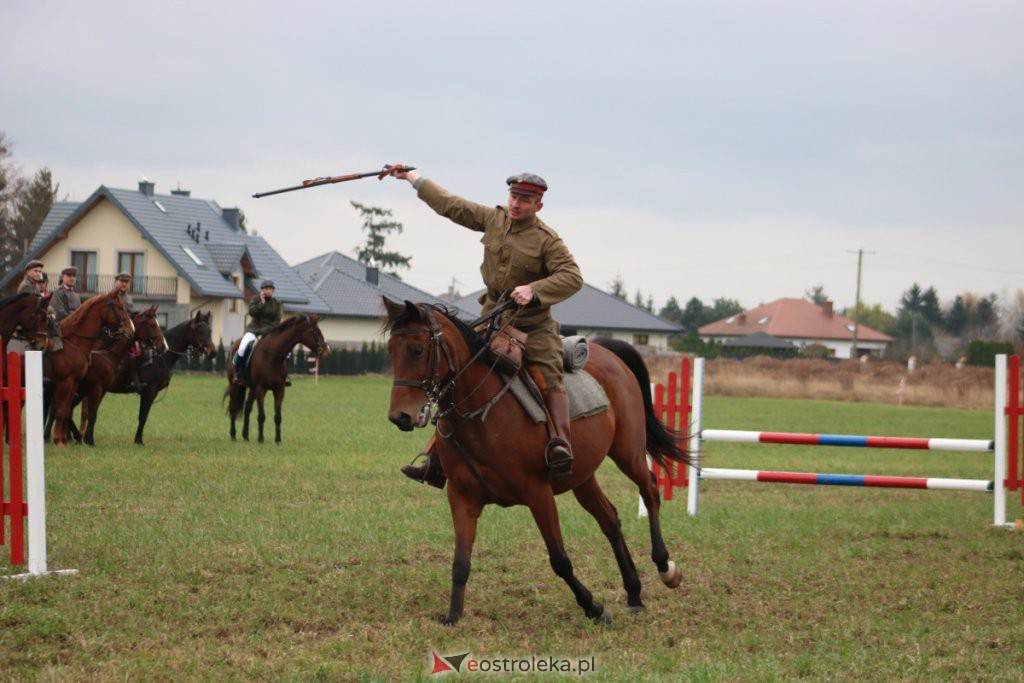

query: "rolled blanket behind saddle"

left=562, top=335, right=589, bottom=372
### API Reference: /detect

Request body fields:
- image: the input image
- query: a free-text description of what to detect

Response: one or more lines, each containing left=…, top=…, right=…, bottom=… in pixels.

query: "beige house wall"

left=318, top=316, right=386, bottom=346
left=36, top=198, right=178, bottom=279
left=576, top=329, right=673, bottom=352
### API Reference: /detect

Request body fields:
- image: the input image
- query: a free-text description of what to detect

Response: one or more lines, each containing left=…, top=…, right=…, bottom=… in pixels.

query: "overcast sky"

left=3, top=0, right=1021, bottom=313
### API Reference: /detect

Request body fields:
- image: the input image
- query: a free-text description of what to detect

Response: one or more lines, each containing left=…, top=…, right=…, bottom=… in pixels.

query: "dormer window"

left=182, top=246, right=203, bottom=266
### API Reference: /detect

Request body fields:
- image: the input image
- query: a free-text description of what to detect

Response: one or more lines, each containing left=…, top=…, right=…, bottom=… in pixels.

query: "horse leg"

left=572, top=476, right=645, bottom=612
left=135, top=389, right=155, bottom=445
left=526, top=492, right=611, bottom=625
left=255, top=388, right=267, bottom=444
left=633, top=466, right=681, bottom=589
left=443, top=486, right=483, bottom=626
left=84, top=390, right=105, bottom=447
left=273, top=387, right=283, bottom=444
left=52, top=379, right=74, bottom=447
left=242, top=390, right=257, bottom=442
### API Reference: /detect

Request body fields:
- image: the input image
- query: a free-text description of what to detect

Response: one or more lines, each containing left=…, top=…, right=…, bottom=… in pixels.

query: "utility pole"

left=847, top=248, right=874, bottom=359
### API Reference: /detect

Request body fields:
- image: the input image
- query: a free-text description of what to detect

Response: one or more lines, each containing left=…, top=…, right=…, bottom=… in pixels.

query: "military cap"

left=61, top=266, right=78, bottom=276
left=25, top=259, right=45, bottom=271
left=115, top=271, right=132, bottom=282
left=260, top=279, right=276, bottom=289
left=506, top=173, right=548, bottom=196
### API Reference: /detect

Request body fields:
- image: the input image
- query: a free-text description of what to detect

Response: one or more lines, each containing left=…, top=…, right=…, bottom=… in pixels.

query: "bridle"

left=390, top=304, right=518, bottom=437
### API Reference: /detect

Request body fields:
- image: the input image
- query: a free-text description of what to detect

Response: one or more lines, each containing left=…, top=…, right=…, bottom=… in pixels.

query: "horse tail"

left=224, top=383, right=246, bottom=417
left=591, top=337, right=689, bottom=468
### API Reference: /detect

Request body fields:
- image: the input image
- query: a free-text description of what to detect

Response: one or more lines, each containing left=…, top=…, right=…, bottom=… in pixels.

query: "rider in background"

left=232, top=280, right=283, bottom=385
left=51, top=266, right=82, bottom=322
left=390, top=166, right=583, bottom=486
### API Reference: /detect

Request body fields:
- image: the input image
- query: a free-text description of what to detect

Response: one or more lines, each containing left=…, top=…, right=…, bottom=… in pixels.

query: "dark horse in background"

left=225, top=314, right=330, bottom=444
left=46, top=292, right=133, bottom=446
left=106, top=310, right=217, bottom=445
left=383, top=298, right=690, bottom=626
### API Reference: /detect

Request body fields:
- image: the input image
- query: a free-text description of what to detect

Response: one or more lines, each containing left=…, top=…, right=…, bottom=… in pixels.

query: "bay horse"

left=47, top=292, right=133, bottom=446
left=0, top=292, right=55, bottom=355
left=106, top=310, right=216, bottom=445
left=383, top=298, right=689, bottom=626
left=72, top=306, right=167, bottom=446
left=225, top=314, right=330, bottom=444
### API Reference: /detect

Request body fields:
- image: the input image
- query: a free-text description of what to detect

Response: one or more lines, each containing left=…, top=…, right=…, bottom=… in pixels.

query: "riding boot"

left=543, top=390, right=573, bottom=479
left=231, top=352, right=247, bottom=386
left=400, top=434, right=446, bottom=489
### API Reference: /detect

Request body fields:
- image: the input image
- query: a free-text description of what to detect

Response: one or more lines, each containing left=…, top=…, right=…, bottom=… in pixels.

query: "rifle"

left=252, top=165, right=416, bottom=198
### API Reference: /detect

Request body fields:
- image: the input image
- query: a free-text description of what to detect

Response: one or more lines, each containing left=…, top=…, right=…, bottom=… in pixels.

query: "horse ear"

left=308, top=314, right=320, bottom=323
left=193, top=310, right=201, bottom=320
left=382, top=297, right=406, bottom=320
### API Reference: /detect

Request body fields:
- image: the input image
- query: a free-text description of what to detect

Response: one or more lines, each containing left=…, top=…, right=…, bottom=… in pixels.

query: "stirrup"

left=545, top=439, right=573, bottom=479
left=400, top=452, right=446, bottom=489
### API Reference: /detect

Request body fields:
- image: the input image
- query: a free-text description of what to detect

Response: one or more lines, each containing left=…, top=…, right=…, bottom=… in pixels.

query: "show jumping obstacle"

left=641, top=354, right=1023, bottom=528
left=2, top=343, right=77, bottom=579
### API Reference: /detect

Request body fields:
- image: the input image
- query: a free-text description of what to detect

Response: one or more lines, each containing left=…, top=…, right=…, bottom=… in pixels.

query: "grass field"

left=2, top=373, right=1023, bottom=681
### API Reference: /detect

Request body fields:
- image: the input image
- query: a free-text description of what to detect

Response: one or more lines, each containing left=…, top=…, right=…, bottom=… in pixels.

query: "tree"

left=680, top=297, right=706, bottom=331
left=351, top=201, right=411, bottom=277
left=608, top=273, right=626, bottom=299
left=11, top=168, right=57, bottom=256
left=919, top=286, right=942, bottom=326
left=658, top=296, right=684, bottom=325
left=708, top=297, right=743, bottom=322
left=804, top=284, right=829, bottom=305
left=0, top=133, right=19, bottom=275
left=898, top=283, right=924, bottom=316
left=843, top=302, right=894, bottom=334
left=944, top=295, right=968, bottom=336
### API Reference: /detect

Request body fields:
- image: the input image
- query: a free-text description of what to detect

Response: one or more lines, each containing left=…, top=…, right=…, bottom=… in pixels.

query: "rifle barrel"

left=252, top=166, right=416, bottom=198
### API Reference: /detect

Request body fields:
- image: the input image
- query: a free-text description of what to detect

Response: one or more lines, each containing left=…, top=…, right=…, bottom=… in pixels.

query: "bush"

left=965, top=340, right=1015, bottom=367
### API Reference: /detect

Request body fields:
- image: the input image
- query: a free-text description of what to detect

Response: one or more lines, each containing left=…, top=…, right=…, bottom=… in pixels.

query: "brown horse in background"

left=0, top=292, right=55, bottom=356
left=47, top=292, right=133, bottom=446
left=383, top=298, right=689, bottom=626
left=225, top=314, right=330, bottom=444
left=74, top=306, right=167, bottom=446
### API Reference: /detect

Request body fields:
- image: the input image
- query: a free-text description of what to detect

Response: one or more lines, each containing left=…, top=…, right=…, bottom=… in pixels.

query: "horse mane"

left=266, top=315, right=308, bottom=336
left=60, top=292, right=111, bottom=331
left=383, top=302, right=487, bottom=356
left=0, top=292, right=33, bottom=309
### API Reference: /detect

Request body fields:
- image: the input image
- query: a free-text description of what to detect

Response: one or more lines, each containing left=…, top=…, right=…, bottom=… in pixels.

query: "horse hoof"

left=441, top=614, right=461, bottom=627
left=627, top=603, right=646, bottom=614
left=591, top=605, right=612, bottom=626
left=659, top=561, right=682, bottom=589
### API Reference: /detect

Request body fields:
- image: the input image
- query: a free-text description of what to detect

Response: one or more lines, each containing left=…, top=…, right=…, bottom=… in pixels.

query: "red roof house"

left=698, top=298, right=893, bottom=359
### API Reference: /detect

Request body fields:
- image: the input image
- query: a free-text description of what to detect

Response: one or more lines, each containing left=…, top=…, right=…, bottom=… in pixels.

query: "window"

left=633, top=334, right=649, bottom=346
left=182, top=246, right=203, bottom=266
left=118, top=252, right=146, bottom=293
left=70, top=250, right=97, bottom=291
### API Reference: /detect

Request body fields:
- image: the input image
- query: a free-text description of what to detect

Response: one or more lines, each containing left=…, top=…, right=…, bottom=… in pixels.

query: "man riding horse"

left=232, top=279, right=283, bottom=385
left=389, top=166, right=583, bottom=484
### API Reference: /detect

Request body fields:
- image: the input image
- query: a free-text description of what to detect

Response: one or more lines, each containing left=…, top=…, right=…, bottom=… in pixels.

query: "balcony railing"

left=44, top=273, right=179, bottom=300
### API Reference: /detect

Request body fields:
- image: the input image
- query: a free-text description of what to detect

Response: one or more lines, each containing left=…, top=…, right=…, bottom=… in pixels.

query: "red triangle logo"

left=431, top=652, right=455, bottom=674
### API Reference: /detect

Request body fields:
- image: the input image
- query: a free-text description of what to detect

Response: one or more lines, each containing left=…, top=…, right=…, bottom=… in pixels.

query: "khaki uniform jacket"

left=116, top=291, right=135, bottom=315
left=246, top=296, right=283, bottom=335
left=52, top=286, right=82, bottom=321
left=18, top=277, right=47, bottom=296
left=418, top=179, right=583, bottom=392
left=417, top=179, right=583, bottom=329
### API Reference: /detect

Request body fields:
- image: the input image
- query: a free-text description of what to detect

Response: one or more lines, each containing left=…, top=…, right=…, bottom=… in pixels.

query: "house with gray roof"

left=1, top=179, right=329, bottom=345
left=293, top=251, right=471, bottom=347
left=452, top=283, right=684, bottom=351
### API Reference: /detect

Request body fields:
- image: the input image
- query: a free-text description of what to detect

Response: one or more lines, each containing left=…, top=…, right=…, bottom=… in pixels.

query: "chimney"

left=822, top=300, right=834, bottom=317
left=222, top=207, right=241, bottom=231
left=170, top=188, right=191, bottom=197
left=138, top=178, right=155, bottom=197
left=738, top=313, right=747, bottom=325
left=365, top=266, right=379, bottom=286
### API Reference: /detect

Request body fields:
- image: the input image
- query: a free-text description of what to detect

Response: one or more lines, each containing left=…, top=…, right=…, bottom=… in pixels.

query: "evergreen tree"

left=680, top=297, right=706, bottom=330
left=11, top=168, right=57, bottom=255
left=804, top=284, right=829, bottom=305
left=658, top=296, right=684, bottom=325
left=609, top=273, right=626, bottom=299
left=944, top=295, right=968, bottom=336
left=708, top=297, right=743, bottom=322
left=351, top=201, right=411, bottom=277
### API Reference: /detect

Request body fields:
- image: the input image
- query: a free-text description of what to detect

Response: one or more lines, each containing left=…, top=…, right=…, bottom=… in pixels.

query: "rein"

left=390, top=303, right=526, bottom=508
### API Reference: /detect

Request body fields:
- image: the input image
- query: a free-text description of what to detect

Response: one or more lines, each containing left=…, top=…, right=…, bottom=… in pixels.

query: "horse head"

left=187, top=310, right=217, bottom=359
left=297, top=314, right=330, bottom=360
left=133, top=305, right=168, bottom=353
left=2, top=293, right=54, bottom=351
left=382, top=297, right=468, bottom=431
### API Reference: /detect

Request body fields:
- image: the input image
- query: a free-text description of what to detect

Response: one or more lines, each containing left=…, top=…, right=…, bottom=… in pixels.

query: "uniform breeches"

left=238, top=332, right=257, bottom=356
left=523, top=318, right=564, bottom=394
